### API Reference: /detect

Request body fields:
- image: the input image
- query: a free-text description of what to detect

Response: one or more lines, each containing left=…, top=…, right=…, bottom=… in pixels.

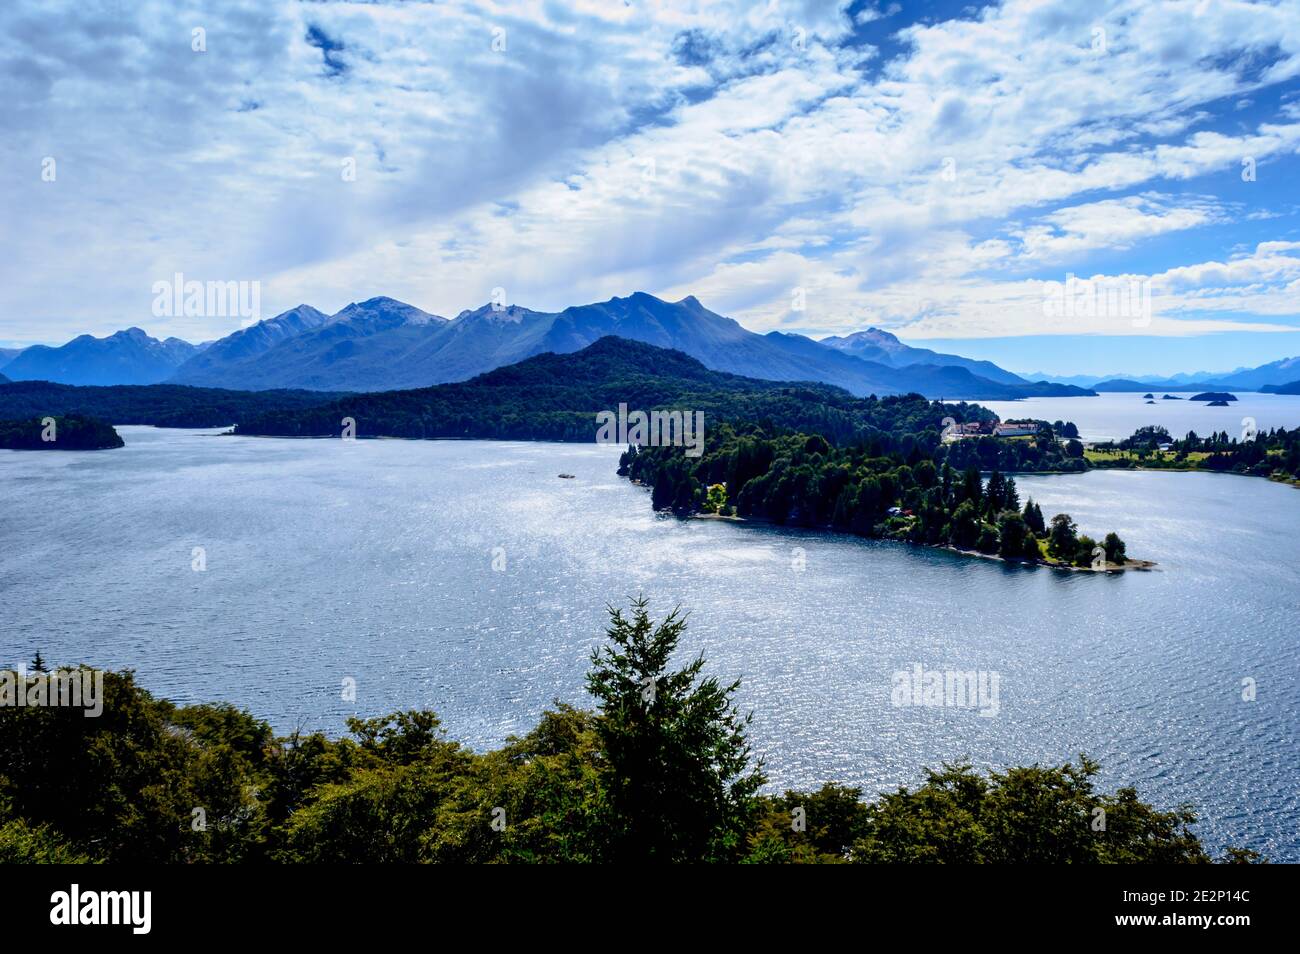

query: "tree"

left=1003, top=475, right=1020, bottom=512
left=1022, top=498, right=1045, bottom=535
left=29, top=651, right=47, bottom=673
left=586, top=598, right=763, bottom=862
left=997, top=512, right=1028, bottom=559
left=1056, top=420, right=1080, bottom=439
left=1048, top=513, right=1078, bottom=560
left=984, top=471, right=1007, bottom=518
left=703, top=483, right=727, bottom=514
left=1103, top=532, right=1127, bottom=565
left=949, top=500, right=981, bottom=549
left=958, top=466, right=983, bottom=508
left=1022, top=530, right=1041, bottom=561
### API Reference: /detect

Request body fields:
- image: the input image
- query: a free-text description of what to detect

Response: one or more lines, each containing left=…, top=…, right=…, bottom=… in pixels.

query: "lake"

left=1, top=426, right=1298, bottom=861
left=980, top=390, right=1300, bottom=443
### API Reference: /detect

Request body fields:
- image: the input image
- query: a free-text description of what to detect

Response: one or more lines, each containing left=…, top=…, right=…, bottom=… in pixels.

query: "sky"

left=4, top=0, right=1300, bottom=376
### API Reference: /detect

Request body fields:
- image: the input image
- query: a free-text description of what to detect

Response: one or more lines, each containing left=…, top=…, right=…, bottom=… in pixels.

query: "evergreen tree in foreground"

left=586, top=597, right=763, bottom=862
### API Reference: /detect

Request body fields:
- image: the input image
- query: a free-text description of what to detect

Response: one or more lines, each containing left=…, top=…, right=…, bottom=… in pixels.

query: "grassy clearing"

left=1085, top=449, right=1210, bottom=465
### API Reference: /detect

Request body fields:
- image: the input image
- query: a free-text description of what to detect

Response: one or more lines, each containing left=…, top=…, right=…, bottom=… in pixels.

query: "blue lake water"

left=981, top=390, right=1300, bottom=443
left=1, top=425, right=1297, bottom=860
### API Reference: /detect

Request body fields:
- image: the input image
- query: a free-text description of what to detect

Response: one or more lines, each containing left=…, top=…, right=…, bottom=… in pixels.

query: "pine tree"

left=1022, top=497, right=1046, bottom=535
left=1003, top=476, right=1020, bottom=513
left=985, top=471, right=1006, bottom=518
left=586, top=598, right=764, bottom=862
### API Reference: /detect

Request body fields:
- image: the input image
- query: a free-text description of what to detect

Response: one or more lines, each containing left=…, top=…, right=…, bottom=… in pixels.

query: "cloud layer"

left=3, top=0, right=1300, bottom=363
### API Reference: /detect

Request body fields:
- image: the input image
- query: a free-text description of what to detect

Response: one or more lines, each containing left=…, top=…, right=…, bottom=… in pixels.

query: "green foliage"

left=586, top=598, right=763, bottom=862
left=1048, top=513, right=1079, bottom=560
left=851, top=758, right=1211, bottom=863
left=703, top=482, right=728, bottom=514
left=0, top=669, right=271, bottom=862
left=623, top=428, right=1126, bottom=565
left=0, top=618, right=1241, bottom=864
left=0, top=381, right=344, bottom=429
left=1022, top=498, right=1046, bottom=535
left=997, top=512, right=1029, bottom=559
left=0, top=820, right=93, bottom=863
left=1074, top=534, right=1099, bottom=568
left=746, top=784, right=869, bottom=863
left=0, top=413, right=123, bottom=450
left=941, top=427, right=1086, bottom=474
left=1091, top=424, right=1300, bottom=482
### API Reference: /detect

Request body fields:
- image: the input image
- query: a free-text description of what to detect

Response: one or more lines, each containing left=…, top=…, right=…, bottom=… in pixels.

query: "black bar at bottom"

left=0, top=863, right=1281, bottom=939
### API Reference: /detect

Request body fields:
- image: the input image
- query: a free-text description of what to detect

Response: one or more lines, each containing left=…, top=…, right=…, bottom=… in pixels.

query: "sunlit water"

left=981, top=391, right=1300, bottom=443
left=2, top=426, right=1297, bottom=860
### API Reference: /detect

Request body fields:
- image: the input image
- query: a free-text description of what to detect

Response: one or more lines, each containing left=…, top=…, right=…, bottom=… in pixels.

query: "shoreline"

left=1087, top=459, right=1300, bottom=488
left=668, top=498, right=1156, bottom=573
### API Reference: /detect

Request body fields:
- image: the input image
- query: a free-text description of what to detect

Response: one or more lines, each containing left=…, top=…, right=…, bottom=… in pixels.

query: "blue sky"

left=3, top=0, right=1300, bottom=376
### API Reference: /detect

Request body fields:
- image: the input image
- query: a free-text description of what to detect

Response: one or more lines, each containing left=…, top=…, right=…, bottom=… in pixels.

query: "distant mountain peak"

left=2, top=324, right=200, bottom=386
left=330, top=297, right=445, bottom=328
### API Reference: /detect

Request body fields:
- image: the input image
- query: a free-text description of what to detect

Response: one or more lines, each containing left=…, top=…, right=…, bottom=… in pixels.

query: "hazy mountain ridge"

left=821, top=328, right=1026, bottom=385
left=1, top=327, right=203, bottom=386
left=167, top=292, right=1090, bottom=399
left=1034, top=355, right=1300, bottom=392
left=172, top=297, right=449, bottom=391
left=47, top=292, right=1300, bottom=399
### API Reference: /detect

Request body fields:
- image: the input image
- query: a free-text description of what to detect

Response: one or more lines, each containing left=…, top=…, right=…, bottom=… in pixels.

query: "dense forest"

left=0, top=600, right=1245, bottom=864
left=1090, top=424, right=1300, bottom=482
left=621, top=424, right=1130, bottom=570
left=0, top=380, right=345, bottom=429
left=0, top=414, right=123, bottom=450
left=234, top=337, right=1001, bottom=445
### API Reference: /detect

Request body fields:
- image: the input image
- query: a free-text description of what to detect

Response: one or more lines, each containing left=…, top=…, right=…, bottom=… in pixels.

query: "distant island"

left=1189, top=392, right=1236, bottom=402
left=0, top=413, right=123, bottom=450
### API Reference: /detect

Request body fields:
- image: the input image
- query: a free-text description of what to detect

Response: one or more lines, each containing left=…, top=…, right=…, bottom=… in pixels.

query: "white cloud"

left=3, top=0, right=1300, bottom=351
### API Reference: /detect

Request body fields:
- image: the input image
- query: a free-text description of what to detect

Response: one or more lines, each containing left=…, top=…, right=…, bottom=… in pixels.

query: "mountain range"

left=1, top=328, right=204, bottom=386
left=0, top=292, right=1096, bottom=399
left=1029, top=356, right=1300, bottom=392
